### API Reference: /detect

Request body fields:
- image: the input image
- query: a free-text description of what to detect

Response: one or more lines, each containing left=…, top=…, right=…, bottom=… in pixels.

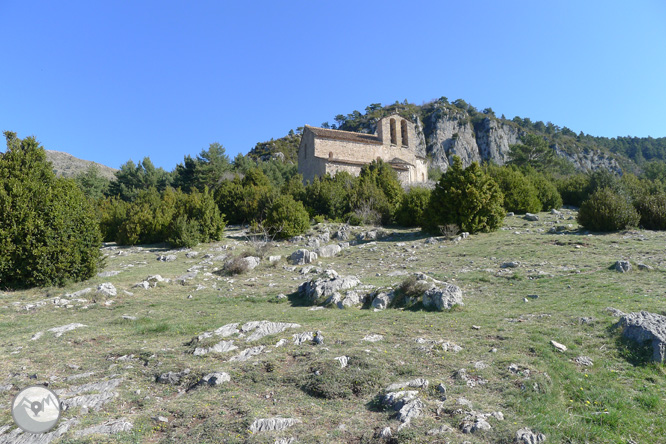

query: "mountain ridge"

left=45, top=150, right=118, bottom=180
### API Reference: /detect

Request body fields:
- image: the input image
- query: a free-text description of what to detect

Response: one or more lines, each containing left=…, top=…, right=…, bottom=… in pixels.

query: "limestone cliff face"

left=554, top=145, right=622, bottom=174
left=419, top=106, right=620, bottom=173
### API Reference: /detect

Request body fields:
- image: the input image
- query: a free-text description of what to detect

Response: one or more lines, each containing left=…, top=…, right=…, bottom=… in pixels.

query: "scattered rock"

left=550, top=209, right=562, bottom=216
left=243, top=321, right=301, bottom=342
left=249, top=417, right=301, bottom=433
left=194, top=340, right=238, bottom=356
left=334, top=356, right=349, bottom=368
left=638, top=263, right=653, bottom=271
left=370, top=290, right=396, bottom=310
left=96, top=283, right=117, bottom=297
left=606, top=307, right=625, bottom=317
left=515, top=427, right=546, bottom=443
left=186, top=251, right=199, bottom=258
left=156, top=369, right=191, bottom=385
left=317, top=244, right=342, bottom=258
left=197, top=323, right=240, bottom=341
left=461, top=418, right=492, bottom=434
left=442, top=341, right=462, bottom=352
left=379, top=427, right=392, bottom=438
left=293, top=332, right=314, bottom=345
left=290, top=249, right=318, bottom=265
left=57, top=378, right=123, bottom=411
left=524, top=213, right=539, bottom=221
left=423, top=283, right=464, bottom=311
left=74, top=418, right=133, bottom=437
left=97, top=270, right=121, bottom=278
left=201, top=372, right=230, bottom=386
left=268, top=255, right=282, bottom=262
left=616, top=311, right=666, bottom=362
left=229, top=346, right=265, bottom=362
left=133, top=281, right=150, bottom=290
left=614, top=260, right=631, bottom=273
left=427, top=424, right=454, bottom=435
left=386, top=378, right=429, bottom=392
left=382, top=390, right=419, bottom=409
left=176, top=271, right=198, bottom=282
left=574, top=356, right=593, bottom=366
left=157, top=254, right=177, bottom=262
left=362, top=334, right=383, bottom=342
left=550, top=340, right=567, bottom=352
left=32, top=323, right=88, bottom=340
left=398, top=398, right=423, bottom=423
left=299, top=271, right=361, bottom=306
left=239, top=256, right=260, bottom=271
left=501, top=261, right=520, bottom=268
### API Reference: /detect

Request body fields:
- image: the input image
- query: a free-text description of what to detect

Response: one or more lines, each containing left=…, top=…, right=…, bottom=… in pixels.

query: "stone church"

left=297, top=114, right=428, bottom=185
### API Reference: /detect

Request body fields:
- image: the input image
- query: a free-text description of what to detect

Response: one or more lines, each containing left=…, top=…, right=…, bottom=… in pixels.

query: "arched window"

left=401, top=120, right=409, bottom=147
left=329, top=151, right=333, bottom=160
left=390, top=118, right=397, bottom=145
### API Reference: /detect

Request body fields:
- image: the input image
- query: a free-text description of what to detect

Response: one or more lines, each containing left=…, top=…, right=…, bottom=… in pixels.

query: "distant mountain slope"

left=45, top=150, right=117, bottom=180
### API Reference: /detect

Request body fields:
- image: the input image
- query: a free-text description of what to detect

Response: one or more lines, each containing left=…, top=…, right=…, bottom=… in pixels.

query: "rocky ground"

left=2, top=209, right=666, bottom=443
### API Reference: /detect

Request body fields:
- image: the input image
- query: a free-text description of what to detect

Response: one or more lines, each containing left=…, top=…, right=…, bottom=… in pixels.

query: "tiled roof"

left=305, top=125, right=382, bottom=145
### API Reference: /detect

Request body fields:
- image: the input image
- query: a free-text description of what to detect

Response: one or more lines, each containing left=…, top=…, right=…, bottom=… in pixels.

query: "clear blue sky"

left=1, top=1, right=665, bottom=170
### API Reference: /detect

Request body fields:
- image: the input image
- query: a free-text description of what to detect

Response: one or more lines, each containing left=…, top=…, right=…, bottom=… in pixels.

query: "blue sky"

left=1, top=1, right=665, bottom=170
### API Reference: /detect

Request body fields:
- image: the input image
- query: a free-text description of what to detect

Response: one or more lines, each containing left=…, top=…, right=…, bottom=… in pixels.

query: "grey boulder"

left=299, top=271, right=361, bottom=305
left=423, top=283, right=464, bottom=310
left=616, top=311, right=666, bottom=362
left=290, top=249, right=318, bottom=265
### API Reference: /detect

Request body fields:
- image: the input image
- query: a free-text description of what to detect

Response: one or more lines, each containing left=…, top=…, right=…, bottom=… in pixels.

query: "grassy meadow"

left=1, top=208, right=666, bottom=443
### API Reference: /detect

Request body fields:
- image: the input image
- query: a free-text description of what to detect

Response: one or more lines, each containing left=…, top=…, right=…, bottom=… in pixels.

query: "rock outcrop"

left=418, top=105, right=621, bottom=174
left=616, top=311, right=666, bottom=362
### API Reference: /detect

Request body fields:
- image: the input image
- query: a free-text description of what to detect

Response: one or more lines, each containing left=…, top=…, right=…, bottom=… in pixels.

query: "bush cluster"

left=99, top=186, right=225, bottom=247
left=577, top=188, right=640, bottom=232
left=486, top=165, right=541, bottom=214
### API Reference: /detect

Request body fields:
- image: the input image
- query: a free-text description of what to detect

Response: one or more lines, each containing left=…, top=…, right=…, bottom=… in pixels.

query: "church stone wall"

left=298, top=115, right=428, bottom=185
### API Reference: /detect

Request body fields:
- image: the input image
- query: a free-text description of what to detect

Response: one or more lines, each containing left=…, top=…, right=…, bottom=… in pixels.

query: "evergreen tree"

left=0, top=132, right=101, bottom=288
left=425, top=156, right=504, bottom=233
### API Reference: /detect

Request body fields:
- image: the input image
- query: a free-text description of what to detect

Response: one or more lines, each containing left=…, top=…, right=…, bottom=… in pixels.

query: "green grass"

left=2, top=212, right=666, bottom=442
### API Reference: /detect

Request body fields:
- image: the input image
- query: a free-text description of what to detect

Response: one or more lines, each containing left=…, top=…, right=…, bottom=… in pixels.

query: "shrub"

left=167, top=215, right=202, bottom=248
left=175, top=186, right=225, bottom=244
left=223, top=252, right=254, bottom=275
left=0, top=132, right=101, bottom=288
left=577, top=188, right=640, bottom=232
left=557, top=174, right=590, bottom=207
left=424, top=156, right=504, bottom=233
left=635, top=193, right=666, bottom=230
left=301, top=355, right=385, bottom=399
left=349, top=159, right=404, bottom=224
left=525, top=170, right=563, bottom=211
left=116, top=187, right=175, bottom=245
left=486, top=165, right=541, bottom=214
left=263, top=194, right=310, bottom=239
left=214, top=168, right=273, bottom=224
left=395, top=186, right=431, bottom=227
left=97, top=197, right=128, bottom=242
left=304, top=172, right=355, bottom=220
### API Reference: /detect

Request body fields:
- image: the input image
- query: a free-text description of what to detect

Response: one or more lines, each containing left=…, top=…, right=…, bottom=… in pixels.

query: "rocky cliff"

left=415, top=104, right=621, bottom=174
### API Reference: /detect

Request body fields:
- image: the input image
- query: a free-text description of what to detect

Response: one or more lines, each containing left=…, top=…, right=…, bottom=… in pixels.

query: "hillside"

left=1, top=214, right=665, bottom=442
left=45, top=150, right=118, bottom=180
left=249, top=99, right=666, bottom=175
